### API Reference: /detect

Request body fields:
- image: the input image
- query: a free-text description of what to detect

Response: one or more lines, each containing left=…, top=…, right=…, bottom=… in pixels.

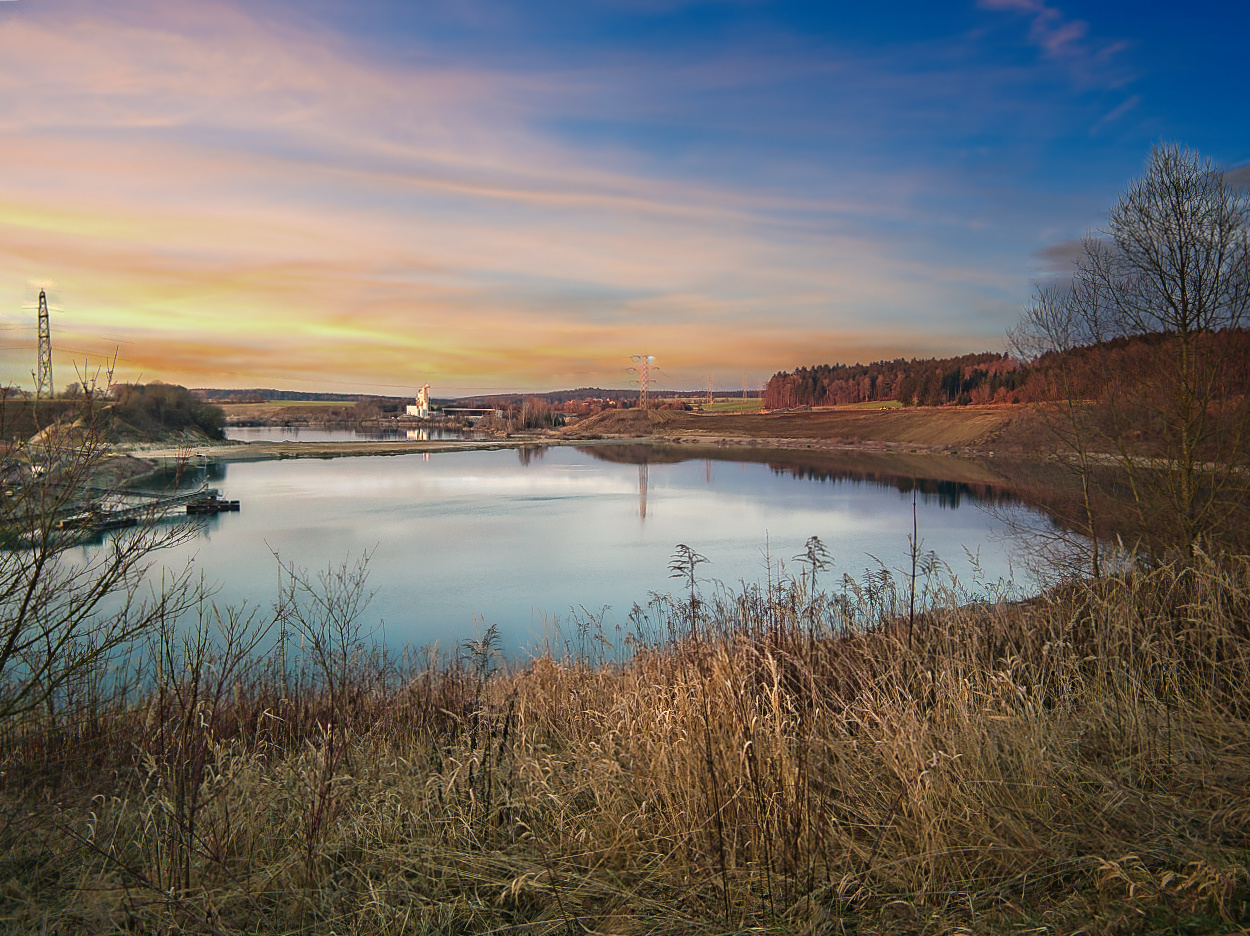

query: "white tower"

left=406, top=384, right=431, bottom=419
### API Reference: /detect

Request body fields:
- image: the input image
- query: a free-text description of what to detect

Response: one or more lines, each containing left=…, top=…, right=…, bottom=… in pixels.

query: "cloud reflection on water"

left=145, top=445, right=1035, bottom=654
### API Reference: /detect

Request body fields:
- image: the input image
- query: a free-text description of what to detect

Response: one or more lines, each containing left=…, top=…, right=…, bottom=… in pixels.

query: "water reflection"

left=769, top=466, right=1015, bottom=510
left=128, top=459, right=229, bottom=493
left=227, top=426, right=480, bottom=443
left=517, top=446, right=548, bottom=466
left=576, top=444, right=1018, bottom=513
left=104, top=444, right=1041, bottom=653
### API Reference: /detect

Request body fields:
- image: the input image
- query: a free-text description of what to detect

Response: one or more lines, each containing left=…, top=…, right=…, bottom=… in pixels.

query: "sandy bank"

left=112, top=437, right=573, bottom=465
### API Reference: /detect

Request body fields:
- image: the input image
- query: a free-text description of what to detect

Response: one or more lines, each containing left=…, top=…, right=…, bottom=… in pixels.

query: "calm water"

left=225, top=426, right=480, bottom=443
left=126, top=445, right=1040, bottom=654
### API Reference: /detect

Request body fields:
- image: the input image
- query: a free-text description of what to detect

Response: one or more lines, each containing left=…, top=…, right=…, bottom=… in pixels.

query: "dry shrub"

left=1, top=554, right=1248, bottom=933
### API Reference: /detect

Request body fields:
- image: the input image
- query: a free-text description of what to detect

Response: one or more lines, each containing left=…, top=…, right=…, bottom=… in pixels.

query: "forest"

left=763, top=351, right=1026, bottom=408
left=765, top=330, right=1250, bottom=410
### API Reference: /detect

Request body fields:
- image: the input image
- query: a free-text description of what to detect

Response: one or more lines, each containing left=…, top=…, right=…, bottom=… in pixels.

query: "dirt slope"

left=565, top=405, right=1035, bottom=451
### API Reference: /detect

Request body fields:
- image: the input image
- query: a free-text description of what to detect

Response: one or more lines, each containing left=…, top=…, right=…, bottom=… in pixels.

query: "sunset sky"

left=1, top=0, right=1246, bottom=396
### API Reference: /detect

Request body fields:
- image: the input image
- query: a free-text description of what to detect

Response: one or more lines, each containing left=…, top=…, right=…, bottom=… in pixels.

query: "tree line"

left=765, top=330, right=1250, bottom=412
left=764, top=352, right=1027, bottom=409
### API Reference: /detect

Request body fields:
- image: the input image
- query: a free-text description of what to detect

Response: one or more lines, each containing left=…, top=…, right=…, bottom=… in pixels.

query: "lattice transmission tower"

left=629, top=354, right=654, bottom=410
left=35, top=289, right=54, bottom=400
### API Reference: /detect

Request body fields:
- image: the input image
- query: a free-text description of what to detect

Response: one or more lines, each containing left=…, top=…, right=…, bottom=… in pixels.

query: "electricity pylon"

left=35, top=290, right=53, bottom=399
left=629, top=354, right=654, bottom=410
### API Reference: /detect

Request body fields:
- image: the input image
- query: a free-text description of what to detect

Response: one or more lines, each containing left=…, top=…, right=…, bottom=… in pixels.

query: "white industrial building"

left=406, top=384, right=431, bottom=419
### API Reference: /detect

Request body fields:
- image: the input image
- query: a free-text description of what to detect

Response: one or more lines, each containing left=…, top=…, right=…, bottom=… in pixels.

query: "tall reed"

left=1, top=552, right=1247, bottom=933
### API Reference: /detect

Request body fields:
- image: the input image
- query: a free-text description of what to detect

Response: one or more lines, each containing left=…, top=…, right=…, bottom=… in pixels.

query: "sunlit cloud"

left=2, top=0, right=1223, bottom=393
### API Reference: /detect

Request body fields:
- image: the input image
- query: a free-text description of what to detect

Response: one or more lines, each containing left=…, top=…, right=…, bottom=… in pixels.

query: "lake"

left=126, top=444, right=1042, bottom=656
left=225, top=426, right=482, bottom=443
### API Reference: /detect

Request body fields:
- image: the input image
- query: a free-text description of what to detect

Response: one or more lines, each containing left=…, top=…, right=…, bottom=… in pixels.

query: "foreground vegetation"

left=1, top=549, right=1247, bottom=934
left=1, top=382, right=225, bottom=445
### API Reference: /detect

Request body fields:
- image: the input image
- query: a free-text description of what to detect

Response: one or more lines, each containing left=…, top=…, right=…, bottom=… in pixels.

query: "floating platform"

left=186, top=496, right=241, bottom=515
left=54, top=485, right=241, bottom=531
left=56, top=510, right=138, bottom=532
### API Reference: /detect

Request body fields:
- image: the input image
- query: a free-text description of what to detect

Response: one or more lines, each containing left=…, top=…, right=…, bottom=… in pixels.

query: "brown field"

left=217, top=400, right=360, bottom=422
left=564, top=404, right=1042, bottom=451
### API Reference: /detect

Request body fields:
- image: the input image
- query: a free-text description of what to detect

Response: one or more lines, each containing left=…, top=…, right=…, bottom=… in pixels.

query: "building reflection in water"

left=517, top=446, right=547, bottom=467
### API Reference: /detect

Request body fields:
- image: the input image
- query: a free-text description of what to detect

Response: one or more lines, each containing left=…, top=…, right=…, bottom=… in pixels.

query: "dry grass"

left=699, top=400, right=765, bottom=414
left=1, top=555, right=1249, bottom=934
left=564, top=405, right=1030, bottom=450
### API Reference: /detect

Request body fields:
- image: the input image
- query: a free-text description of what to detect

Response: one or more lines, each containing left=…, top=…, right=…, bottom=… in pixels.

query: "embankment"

left=563, top=404, right=1043, bottom=452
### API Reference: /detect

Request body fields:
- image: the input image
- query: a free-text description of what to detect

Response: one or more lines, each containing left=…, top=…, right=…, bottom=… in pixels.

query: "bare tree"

left=1016, top=143, right=1250, bottom=559
left=1090, top=144, right=1250, bottom=554
left=1009, top=284, right=1107, bottom=577
left=0, top=375, right=199, bottom=720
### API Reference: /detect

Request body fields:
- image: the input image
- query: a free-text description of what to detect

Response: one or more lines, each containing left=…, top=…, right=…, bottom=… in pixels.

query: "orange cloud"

left=0, top=0, right=1010, bottom=394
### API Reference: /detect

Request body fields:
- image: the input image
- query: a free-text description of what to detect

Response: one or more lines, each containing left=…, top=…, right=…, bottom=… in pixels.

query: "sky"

left=0, top=0, right=1246, bottom=396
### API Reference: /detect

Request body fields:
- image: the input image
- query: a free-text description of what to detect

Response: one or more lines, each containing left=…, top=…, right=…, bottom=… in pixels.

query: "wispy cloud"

left=0, top=0, right=1152, bottom=391
left=1090, top=93, right=1141, bottom=134
left=1225, top=164, right=1250, bottom=191
left=977, top=0, right=1131, bottom=89
left=979, top=0, right=1086, bottom=56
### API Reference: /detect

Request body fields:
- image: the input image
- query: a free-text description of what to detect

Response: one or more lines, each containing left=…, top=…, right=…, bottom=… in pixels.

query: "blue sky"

left=0, top=0, right=1245, bottom=393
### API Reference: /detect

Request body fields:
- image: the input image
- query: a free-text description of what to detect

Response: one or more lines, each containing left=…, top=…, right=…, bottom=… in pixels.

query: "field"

left=840, top=399, right=903, bottom=410
left=217, top=400, right=362, bottom=423
left=564, top=403, right=1036, bottom=451
left=696, top=398, right=765, bottom=414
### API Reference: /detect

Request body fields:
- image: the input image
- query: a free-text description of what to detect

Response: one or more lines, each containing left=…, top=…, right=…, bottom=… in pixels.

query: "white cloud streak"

left=0, top=0, right=1091, bottom=391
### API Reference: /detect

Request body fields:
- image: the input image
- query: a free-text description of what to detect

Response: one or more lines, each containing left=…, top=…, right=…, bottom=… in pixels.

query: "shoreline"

left=109, top=433, right=1027, bottom=497
left=110, top=431, right=1004, bottom=464
left=114, top=437, right=580, bottom=464
left=100, top=402, right=1056, bottom=495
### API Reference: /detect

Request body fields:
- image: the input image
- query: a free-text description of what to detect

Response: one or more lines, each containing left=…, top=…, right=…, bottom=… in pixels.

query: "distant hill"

left=194, top=387, right=762, bottom=408
left=455, top=388, right=760, bottom=408
left=193, top=389, right=400, bottom=403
